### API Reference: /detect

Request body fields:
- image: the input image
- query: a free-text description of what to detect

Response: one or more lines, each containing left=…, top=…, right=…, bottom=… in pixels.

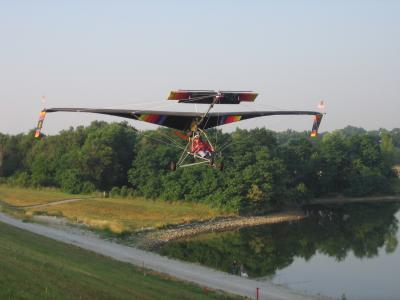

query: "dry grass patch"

left=29, top=197, right=231, bottom=233
left=0, top=185, right=80, bottom=207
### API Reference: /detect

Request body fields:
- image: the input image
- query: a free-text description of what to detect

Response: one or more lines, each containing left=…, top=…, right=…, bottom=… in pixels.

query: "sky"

left=0, top=0, right=399, bottom=135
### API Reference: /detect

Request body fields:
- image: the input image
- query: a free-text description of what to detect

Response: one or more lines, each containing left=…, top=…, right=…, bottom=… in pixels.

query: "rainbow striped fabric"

left=218, top=115, right=242, bottom=125
left=138, top=114, right=168, bottom=125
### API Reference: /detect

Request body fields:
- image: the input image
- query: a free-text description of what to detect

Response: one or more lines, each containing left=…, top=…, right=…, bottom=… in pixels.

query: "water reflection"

left=159, top=203, right=399, bottom=278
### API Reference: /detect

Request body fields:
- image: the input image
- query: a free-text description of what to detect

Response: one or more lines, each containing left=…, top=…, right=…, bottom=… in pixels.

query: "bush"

left=110, top=186, right=121, bottom=197
left=81, top=181, right=96, bottom=194
left=120, top=186, right=128, bottom=197
left=126, top=187, right=135, bottom=197
left=60, top=170, right=84, bottom=194
left=7, top=172, right=31, bottom=187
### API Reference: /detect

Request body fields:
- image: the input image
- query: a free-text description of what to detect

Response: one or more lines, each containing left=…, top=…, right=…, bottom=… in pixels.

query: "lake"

left=158, top=202, right=400, bottom=300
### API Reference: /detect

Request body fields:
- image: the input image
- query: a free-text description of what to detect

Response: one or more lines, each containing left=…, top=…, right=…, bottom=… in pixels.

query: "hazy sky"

left=1, top=1, right=399, bottom=135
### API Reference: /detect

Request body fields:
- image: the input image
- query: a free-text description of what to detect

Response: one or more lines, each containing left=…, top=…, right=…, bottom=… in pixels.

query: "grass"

left=0, top=185, right=231, bottom=234
left=0, top=185, right=85, bottom=207
left=28, top=197, right=230, bottom=234
left=0, top=221, right=239, bottom=300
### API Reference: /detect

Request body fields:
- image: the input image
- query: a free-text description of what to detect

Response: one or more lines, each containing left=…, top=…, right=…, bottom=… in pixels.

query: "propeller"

left=318, top=100, right=325, bottom=112
left=40, top=95, right=46, bottom=109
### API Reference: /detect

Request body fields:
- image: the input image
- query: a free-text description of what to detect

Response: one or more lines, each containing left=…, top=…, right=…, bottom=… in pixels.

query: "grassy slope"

left=0, top=221, right=238, bottom=300
left=0, top=185, right=83, bottom=207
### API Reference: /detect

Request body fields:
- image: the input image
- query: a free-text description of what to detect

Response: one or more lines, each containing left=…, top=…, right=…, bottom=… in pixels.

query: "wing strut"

left=195, top=93, right=221, bottom=130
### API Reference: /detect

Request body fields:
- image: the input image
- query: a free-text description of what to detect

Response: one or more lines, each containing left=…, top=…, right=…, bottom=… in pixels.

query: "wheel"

left=170, top=161, right=177, bottom=171
left=209, top=157, right=215, bottom=166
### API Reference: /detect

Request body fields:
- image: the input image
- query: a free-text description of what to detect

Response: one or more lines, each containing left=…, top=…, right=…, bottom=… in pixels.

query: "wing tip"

left=310, top=114, right=323, bottom=138
left=34, top=110, right=47, bottom=138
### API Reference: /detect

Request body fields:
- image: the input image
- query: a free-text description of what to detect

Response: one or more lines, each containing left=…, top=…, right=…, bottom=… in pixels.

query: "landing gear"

left=209, top=156, right=215, bottom=166
left=210, top=157, right=224, bottom=171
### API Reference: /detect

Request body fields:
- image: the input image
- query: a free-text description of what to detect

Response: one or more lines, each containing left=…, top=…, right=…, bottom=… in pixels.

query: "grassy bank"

left=0, top=185, right=231, bottom=234
left=0, top=221, right=238, bottom=300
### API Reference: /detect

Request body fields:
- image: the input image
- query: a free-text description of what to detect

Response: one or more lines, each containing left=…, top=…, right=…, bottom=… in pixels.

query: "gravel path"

left=0, top=212, right=333, bottom=300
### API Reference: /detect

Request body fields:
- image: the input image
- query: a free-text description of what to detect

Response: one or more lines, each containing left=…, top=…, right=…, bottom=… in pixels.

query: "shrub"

left=81, top=181, right=96, bottom=194
left=7, top=172, right=31, bottom=187
left=120, top=186, right=128, bottom=197
left=110, top=186, right=121, bottom=197
left=60, top=170, right=84, bottom=194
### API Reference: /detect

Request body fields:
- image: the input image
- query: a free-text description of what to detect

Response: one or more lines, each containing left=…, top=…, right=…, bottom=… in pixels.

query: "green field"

left=0, top=221, right=239, bottom=300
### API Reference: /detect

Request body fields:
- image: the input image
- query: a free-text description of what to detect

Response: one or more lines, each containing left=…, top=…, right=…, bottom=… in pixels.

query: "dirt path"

left=17, top=198, right=89, bottom=209
left=0, top=212, right=332, bottom=300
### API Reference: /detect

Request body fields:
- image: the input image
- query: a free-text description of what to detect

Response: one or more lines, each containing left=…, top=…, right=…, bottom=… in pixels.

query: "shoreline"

left=140, top=211, right=305, bottom=249
left=308, top=195, right=400, bottom=205
left=139, top=195, right=400, bottom=248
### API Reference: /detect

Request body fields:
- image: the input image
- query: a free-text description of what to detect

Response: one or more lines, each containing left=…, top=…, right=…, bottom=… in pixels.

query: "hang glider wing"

left=39, top=108, right=323, bottom=137
left=202, top=111, right=323, bottom=132
left=44, top=108, right=204, bottom=131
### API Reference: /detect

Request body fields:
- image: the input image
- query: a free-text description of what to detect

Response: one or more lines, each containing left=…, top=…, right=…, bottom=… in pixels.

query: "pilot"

left=191, top=132, right=213, bottom=158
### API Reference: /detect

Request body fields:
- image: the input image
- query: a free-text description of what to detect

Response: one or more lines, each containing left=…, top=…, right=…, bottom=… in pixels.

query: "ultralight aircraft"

left=35, top=90, right=324, bottom=170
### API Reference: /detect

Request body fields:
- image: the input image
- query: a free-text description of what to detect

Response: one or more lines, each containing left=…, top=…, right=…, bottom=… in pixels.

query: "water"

left=158, top=203, right=400, bottom=300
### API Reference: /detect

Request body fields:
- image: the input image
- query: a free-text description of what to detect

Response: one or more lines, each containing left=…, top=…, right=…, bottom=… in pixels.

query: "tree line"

left=1, top=122, right=399, bottom=212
